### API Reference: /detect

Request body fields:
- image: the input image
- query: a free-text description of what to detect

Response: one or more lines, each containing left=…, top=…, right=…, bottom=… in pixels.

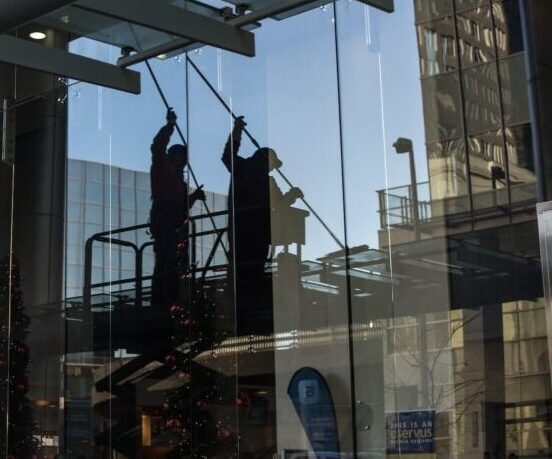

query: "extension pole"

left=186, top=56, right=345, bottom=250
left=144, top=60, right=228, bottom=258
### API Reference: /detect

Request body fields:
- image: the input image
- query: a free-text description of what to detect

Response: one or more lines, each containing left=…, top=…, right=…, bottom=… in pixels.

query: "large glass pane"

left=506, top=124, right=537, bottom=204
left=414, top=0, right=453, bottom=22
left=457, top=7, right=496, bottom=67
left=500, top=54, right=531, bottom=126
left=417, top=16, right=458, bottom=77
left=493, top=0, right=524, bottom=57
left=187, top=5, right=354, bottom=454
left=422, top=72, right=463, bottom=142
left=462, top=62, right=502, bottom=134
left=468, top=129, right=508, bottom=209
left=2, top=1, right=546, bottom=458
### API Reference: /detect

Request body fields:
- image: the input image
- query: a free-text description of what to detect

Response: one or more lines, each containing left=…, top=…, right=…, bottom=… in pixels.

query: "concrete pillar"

left=0, top=29, right=68, bottom=454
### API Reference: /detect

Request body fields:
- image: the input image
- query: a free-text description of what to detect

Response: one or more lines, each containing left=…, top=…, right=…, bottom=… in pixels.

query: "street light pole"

left=393, top=137, right=420, bottom=241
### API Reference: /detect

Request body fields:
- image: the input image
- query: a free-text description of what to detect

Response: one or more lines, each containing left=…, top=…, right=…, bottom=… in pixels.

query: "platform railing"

left=83, top=210, right=229, bottom=309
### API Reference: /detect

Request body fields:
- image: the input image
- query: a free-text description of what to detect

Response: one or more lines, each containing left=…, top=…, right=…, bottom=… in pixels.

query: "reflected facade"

left=0, top=0, right=551, bottom=458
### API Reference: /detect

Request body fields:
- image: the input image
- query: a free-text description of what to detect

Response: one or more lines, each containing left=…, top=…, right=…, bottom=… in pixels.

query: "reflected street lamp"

left=393, top=137, right=420, bottom=240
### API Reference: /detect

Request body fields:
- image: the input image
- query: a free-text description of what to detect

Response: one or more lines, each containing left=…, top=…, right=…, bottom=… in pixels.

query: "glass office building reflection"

left=0, top=0, right=551, bottom=457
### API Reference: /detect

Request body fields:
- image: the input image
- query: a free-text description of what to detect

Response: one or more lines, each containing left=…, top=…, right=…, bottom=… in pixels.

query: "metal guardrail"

left=377, top=182, right=538, bottom=230
left=83, top=210, right=228, bottom=308
left=377, top=182, right=431, bottom=229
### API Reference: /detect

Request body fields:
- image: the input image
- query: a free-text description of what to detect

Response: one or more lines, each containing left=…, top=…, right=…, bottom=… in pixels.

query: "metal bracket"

left=75, top=0, right=255, bottom=57
left=0, top=35, right=141, bottom=94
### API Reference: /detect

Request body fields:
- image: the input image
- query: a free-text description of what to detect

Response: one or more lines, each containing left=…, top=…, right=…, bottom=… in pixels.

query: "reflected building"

left=415, top=0, right=534, bottom=215
left=372, top=1, right=550, bottom=457
left=65, top=158, right=227, bottom=300
left=0, top=0, right=552, bottom=458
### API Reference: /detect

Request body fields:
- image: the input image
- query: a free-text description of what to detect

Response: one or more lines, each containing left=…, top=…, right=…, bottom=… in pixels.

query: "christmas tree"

left=0, top=255, right=37, bottom=459
left=163, top=221, right=239, bottom=458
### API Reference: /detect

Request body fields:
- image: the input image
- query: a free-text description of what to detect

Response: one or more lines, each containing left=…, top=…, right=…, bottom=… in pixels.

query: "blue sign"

left=288, top=367, right=340, bottom=457
left=386, top=410, right=435, bottom=454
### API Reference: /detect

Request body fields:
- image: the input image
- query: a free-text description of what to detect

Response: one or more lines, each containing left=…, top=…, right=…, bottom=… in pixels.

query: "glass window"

left=67, top=159, right=83, bottom=179
left=108, top=184, right=120, bottom=205
left=120, top=169, right=135, bottom=187
left=428, top=138, right=471, bottom=214
left=493, top=0, right=524, bottom=56
left=455, top=0, right=488, bottom=12
left=85, top=161, right=103, bottom=182
left=66, top=221, right=82, bottom=245
left=457, top=7, right=495, bottom=67
left=422, top=72, right=463, bottom=142
left=414, top=0, right=453, bottom=21
left=84, top=204, right=102, bottom=222
left=45, top=2, right=549, bottom=459
left=67, top=178, right=83, bottom=199
left=462, top=62, right=501, bottom=134
left=65, top=265, right=82, bottom=290
left=417, top=16, right=458, bottom=76
left=85, top=223, right=102, bottom=240
left=67, top=202, right=83, bottom=222
left=468, top=130, right=508, bottom=209
left=506, top=124, right=536, bottom=204
left=85, top=182, right=103, bottom=205
left=65, top=244, right=82, bottom=267
left=500, top=54, right=530, bottom=126
left=136, top=172, right=150, bottom=191
left=120, top=186, right=136, bottom=210
left=121, top=209, right=136, bottom=227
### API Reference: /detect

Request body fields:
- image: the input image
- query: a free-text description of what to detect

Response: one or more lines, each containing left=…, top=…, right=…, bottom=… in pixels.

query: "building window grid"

left=418, top=0, right=531, bottom=214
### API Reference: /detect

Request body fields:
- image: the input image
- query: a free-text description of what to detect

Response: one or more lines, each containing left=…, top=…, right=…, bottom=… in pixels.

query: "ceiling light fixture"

left=29, top=31, right=47, bottom=40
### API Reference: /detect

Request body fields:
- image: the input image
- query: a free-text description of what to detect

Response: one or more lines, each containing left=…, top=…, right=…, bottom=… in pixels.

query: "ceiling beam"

left=0, top=0, right=77, bottom=33
left=118, top=0, right=393, bottom=68
left=0, top=35, right=141, bottom=94
left=75, top=0, right=255, bottom=58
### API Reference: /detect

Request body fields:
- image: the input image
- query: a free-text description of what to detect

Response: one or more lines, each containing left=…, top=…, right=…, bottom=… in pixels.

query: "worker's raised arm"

left=151, top=109, right=176, bottom=163
left=222, top=116, right=246, bottom=172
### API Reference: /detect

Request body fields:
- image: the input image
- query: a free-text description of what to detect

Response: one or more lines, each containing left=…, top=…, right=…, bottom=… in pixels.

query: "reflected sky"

left=67, top=1, right=428, bottom=256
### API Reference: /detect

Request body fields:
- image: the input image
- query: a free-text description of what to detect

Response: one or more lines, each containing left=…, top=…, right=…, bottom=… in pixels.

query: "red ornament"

left=217, top=426, right=235, bottom=440
left=177, top=371, right=190, bottom=382
left=236, top=392, right=252, bottom=413
left=166, top=417, right=182, bottom=432
left=165, top=352, right=177, bottom=367
left=183, top=318, right=197, bottom=328
left=170, top=304, right=181, bottom=316
left=177, top=241, right=187, bottom=252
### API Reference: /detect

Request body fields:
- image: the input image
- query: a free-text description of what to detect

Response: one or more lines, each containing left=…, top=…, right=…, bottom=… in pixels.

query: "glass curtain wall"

left=0, top=0, right=547, bottom=458
left=63, top=0, right=552, bottom=457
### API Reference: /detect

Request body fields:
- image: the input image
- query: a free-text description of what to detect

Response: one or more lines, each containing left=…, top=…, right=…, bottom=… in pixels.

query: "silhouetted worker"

left=222, top=116, right=302, bottom=333
left=150, top=109, right=205, bottom=307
